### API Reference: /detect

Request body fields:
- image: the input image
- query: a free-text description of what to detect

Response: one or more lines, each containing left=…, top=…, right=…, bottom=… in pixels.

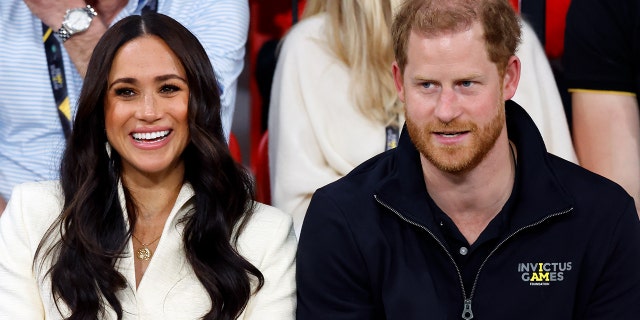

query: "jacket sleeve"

left=238, top=205, right=297, bottom=320
left=297, top=191, right=379, bottom=319
left=0, top=184, right=46, bottom=318
left=582, top=199, right=640, bottom=319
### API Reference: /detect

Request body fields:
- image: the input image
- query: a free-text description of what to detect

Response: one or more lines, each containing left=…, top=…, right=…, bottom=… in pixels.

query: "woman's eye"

left=160, top=85, right=180, bottom=94
left=114, top=88, right=135, bottom=97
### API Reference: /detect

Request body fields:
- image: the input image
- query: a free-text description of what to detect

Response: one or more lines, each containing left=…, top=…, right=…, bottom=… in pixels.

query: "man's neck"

left=422, top=137, right=516, bottom=244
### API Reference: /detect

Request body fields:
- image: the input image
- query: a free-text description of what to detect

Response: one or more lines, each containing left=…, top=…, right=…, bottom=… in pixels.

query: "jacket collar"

left=375, top=100, right=574, bottom=232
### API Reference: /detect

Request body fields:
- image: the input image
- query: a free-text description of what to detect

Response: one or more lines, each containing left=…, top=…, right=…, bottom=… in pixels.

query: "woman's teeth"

left=132, top=130, right=170, bottom=141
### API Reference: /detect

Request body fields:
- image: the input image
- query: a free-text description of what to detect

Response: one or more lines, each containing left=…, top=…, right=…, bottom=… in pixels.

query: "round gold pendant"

left=136, top=247, right=152, bottom=261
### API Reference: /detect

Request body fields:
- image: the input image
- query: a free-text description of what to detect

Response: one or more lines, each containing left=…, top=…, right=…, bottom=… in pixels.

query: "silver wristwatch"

left=56, top=5, right=98, bottom=43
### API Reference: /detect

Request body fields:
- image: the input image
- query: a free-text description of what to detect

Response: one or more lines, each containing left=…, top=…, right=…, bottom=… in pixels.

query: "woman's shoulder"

left=281, top=13, right=329, bottom=52
left=242, top=202, right=294, bottom=236
left=10, top=180, right=63, bottom=210
left=13, top=179, right=61, bottom=192
left=2, top=181, right=63, bottom=247
left=287, top=13, right=328, bottom=39
left=235, top=202, right=296, bottom=261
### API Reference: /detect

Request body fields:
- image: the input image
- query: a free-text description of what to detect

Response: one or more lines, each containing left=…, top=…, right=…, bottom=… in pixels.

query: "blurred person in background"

left=563, top=0, right=640, bottom=215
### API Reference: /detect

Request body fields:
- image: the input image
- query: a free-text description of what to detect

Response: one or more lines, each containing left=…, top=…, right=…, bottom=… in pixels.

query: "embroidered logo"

left=518, top=262, right=572, bottom=286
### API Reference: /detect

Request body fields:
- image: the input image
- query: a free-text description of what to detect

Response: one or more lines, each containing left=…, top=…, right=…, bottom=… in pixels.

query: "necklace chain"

left=132, top=234, right=161, bottom=261
left=132, top=233, right=161, bottom=246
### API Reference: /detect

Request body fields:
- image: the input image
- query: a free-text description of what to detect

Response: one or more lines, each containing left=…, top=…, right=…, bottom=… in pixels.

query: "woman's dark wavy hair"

left=35, top=13, right=263, bottom=320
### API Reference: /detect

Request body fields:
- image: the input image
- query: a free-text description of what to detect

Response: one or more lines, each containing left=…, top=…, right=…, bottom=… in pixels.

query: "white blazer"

left=0, top=181, right=297, bottom=319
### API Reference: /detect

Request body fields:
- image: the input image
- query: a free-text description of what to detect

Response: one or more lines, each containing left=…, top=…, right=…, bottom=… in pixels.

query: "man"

left=563, top=0, right=640, bottom=216
left=296, top=0, right=640, bottom=319
left=0, top=0, right=248, bottom=212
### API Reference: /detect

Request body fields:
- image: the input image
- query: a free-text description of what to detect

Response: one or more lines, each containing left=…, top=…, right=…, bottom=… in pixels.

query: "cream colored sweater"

left=269, top=13, right=576, bottom=237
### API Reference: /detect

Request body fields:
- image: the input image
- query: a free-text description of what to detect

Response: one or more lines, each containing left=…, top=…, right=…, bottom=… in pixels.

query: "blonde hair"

left=303, top=0, right=403, bottom=126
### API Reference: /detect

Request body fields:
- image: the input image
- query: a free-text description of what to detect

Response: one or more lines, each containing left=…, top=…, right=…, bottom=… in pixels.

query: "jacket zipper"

left=374, top=194, right=572, bottom=320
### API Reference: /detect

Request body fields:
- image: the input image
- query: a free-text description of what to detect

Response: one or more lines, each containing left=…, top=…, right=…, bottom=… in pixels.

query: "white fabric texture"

left=268, top=14, right=576, bottom=237
left=0, top=181, right=296, bottom=319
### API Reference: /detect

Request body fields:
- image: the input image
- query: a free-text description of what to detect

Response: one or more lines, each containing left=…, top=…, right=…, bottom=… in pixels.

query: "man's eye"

left=460, top=81, right=473, bottom=87
left=422, top=82, right=433, bottom=89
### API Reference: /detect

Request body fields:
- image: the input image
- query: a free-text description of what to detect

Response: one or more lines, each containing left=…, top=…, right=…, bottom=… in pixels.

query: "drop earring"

left=105, top=142, right=112, bottom=159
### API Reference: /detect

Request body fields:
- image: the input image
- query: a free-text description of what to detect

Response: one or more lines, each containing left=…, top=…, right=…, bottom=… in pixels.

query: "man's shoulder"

left=308, top=150, right=397, bottom=224
left=321, top=149, right=395, bottom=195
left=549, top=154, right=628, bottom=194
left=547, top=154, right=635, bottom=216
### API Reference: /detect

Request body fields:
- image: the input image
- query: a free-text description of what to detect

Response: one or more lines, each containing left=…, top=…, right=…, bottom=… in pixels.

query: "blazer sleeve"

left=0, top=184, right=46, bottom=318
left=297, top=191, right=378, bottom=319
left=238, top=204, right=297, bottom=319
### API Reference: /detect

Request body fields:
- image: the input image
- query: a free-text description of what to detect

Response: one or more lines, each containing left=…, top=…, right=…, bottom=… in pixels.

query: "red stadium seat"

left=253, top=131, right=271, bottom=204
left=229, top=132, right=242, bottom=164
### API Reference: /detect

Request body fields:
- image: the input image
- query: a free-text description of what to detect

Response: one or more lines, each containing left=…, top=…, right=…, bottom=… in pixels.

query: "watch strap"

left=56, top=26, right=72, bottom=42
left=55, top=5, right=97, bottom=43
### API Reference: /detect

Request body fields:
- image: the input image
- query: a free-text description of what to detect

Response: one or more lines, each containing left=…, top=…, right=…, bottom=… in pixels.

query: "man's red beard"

left=406, top=103, right=505, bottom=174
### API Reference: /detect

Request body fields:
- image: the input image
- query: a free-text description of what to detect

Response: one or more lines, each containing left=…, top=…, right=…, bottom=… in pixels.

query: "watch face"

left=65, top=9, right=93, bottom=33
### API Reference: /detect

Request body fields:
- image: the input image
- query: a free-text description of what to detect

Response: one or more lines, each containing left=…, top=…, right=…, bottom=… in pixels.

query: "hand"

left=0, top=196, right=6, bottom=215
left=23, top=0, right=87, bottom=30
left=24, top=0, right=108, bottom=78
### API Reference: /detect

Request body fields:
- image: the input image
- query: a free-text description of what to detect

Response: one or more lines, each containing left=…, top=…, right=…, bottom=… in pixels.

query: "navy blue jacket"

left=297, top=101, right=640, bottom=320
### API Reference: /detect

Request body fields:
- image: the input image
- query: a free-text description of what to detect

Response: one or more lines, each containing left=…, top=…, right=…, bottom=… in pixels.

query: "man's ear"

left=392, top=61, right=405, bottom=102
left=502, top=55, right=521, bottom=100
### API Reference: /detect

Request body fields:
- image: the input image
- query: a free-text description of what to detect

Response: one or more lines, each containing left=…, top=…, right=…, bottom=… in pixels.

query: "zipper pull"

left=462, top=299, right=474, bottom=320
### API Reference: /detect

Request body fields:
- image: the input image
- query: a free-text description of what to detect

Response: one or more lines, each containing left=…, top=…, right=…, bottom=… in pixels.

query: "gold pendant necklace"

left=132, top=234, right=161, bottom=261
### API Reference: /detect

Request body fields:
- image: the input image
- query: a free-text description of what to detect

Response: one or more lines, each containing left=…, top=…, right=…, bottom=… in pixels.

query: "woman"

left=0, top=13, right=296, bottom=320
left=269, top=0, right=404, bottom=237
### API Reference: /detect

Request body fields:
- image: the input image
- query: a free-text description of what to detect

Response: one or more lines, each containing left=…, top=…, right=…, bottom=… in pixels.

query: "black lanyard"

left=141, top=0, right=158, bottom=14
left=41, top=0, right=159, bottom=139
left=385, top=125, right=399, bottom=151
